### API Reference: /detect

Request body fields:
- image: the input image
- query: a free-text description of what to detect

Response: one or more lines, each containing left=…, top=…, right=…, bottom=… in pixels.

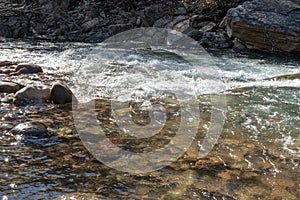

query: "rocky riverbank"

left=0, top=0, right=246, bottom=49
left=0, top=62, right=76, bottom=106
left=1, top=0, right=300, bottom=53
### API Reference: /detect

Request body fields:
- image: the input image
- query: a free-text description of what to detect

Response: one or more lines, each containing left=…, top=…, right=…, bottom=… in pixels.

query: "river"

left=0, top=40, right=299, bottom=199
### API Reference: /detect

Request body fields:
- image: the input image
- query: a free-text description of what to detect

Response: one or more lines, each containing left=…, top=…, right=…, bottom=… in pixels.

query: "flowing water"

left=0, top=41, right=299, bottom=199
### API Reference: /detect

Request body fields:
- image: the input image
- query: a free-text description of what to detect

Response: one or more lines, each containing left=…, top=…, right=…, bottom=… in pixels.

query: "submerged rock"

left=50, top=82, right=78, bottom=104
left=225, top=0, right=300, bottom=53
left=13, top=85, right=51, bottom=106
left=0, top=81, right=24, bottom=93
left=10, top=121, right=53, bottom=146
left=10, top=63, right=43, bottom=75
left=11, top=121, right=48, bottom=138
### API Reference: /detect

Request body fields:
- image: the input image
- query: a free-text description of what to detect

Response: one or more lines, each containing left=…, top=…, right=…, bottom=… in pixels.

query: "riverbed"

left=0, top=41, right=299, bottom=199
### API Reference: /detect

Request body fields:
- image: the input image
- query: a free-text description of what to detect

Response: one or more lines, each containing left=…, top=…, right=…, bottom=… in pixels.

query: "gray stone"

left=84, top=32, right=108, bottom=43
left=153, top=16, right=173, bottom=28
left=225, top=0, right=300, bottom=53
left=82, top=18, right=101, bottom=31
left=199, top=22, right=216, bottom=32
left=108, top=23, right=133, bottom=35
left=14, top=85, right=50, bottom=106
left=0, top=81, right=24, bottom=93
left=183, top=28, right=203, bottom=41
left=201, top=29, right=232, bottom=49
left=175, top=7, right=187, bottom=15
left=0, top=24, right=13, bottom=38
left=50, top=82, right=78, bottom=104
left=189, top=15, right=213, bottom=29
left=166, top=15, right=189, bottom=29
left=173, top=19, right=190, bottom=32
left=140, top=4, right=165, bottom=26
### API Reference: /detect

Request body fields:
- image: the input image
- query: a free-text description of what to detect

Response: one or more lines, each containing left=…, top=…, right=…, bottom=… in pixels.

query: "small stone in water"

left=11, top=121, right=48, bottom=138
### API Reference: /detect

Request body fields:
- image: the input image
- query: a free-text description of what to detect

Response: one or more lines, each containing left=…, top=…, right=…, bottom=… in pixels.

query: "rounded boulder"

left=50, top=82, right=78, bottom=104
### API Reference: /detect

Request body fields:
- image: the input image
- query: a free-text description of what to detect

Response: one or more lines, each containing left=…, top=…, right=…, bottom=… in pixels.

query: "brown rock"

left=0, top=61, right=15, bottom=67
left=50, top=82, right=78, bottom=104
left=13, top=85, right=50, bottom=106
left=10, top=63, right=43, bottom=75
left=269, top=73, right=300, bottom=81
left=2, top=69, right=12, bottom=75
left=0, top=81, right=24, bottom=93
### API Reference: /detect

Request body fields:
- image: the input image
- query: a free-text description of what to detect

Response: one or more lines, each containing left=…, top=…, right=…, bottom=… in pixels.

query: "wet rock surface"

left=14, top=85, right=51, bottom=106
left=225, top=0, right=300, bottom=53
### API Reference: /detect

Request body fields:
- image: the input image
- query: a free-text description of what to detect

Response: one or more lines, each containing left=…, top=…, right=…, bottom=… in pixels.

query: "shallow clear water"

left=0, top=41, right=299, bottom=199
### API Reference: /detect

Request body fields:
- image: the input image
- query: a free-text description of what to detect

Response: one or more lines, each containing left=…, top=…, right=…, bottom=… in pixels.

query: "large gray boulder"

left=225, top=0, right=300, bottom=53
